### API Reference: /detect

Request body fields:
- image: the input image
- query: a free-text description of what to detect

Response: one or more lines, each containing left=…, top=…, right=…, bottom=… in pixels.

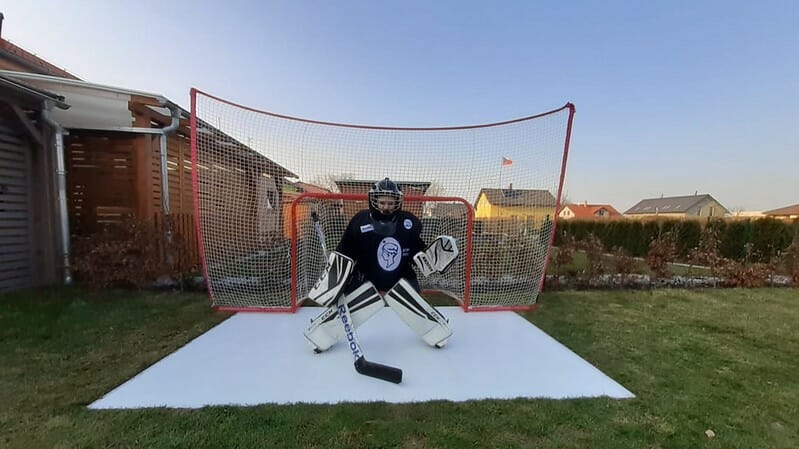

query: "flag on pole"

left=502, top=157, right=513, bottom=166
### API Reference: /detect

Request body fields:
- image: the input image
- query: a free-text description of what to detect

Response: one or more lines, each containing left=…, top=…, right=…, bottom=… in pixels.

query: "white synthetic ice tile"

left=89, top=307, right=634, bottom=408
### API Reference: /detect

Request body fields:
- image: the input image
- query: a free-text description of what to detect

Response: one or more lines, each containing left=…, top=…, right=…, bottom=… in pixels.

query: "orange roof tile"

left=562, top=204, right=622, bottom=219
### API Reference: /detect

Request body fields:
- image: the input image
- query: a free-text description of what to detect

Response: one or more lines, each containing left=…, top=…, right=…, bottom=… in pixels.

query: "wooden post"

left=133, top=112, right=154, bottom=221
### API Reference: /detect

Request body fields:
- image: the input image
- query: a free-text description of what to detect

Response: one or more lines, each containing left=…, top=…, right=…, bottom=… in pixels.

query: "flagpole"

left=498, top=160, right=503, bottom=189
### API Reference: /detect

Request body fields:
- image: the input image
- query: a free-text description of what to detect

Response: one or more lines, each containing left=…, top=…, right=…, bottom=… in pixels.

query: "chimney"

left=0, top=13, right=4, bottom=38
left=583, top=200, right=588, bottom=206
left=508, top=183, right=513, bottom=190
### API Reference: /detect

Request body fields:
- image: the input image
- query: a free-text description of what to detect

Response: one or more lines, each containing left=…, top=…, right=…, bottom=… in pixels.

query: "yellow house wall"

left=475, top=194, right=494, bottom=218
left=475, top=194, right=554, bottom=221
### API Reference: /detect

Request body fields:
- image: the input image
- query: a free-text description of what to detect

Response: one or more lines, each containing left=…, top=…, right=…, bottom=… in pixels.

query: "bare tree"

left=425, top=181, right=447, bottom=196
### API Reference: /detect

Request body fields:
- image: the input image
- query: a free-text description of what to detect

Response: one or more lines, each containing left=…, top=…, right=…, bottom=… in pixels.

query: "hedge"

left=553, top=217, right=798, bottom=262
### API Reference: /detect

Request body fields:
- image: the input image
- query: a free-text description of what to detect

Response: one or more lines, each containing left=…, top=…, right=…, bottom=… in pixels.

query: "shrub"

left=690, top=225, right=724, bottom=278
left=781, top=229, right=799, bottom=286
left=552, top=232, right=577, bottom=275
left=717, top=259, right=775, bottom=288
left=581, top=233, right=605, bottom=280
left=646, top=233, right=677, bottom=280
left=612, top=246, right=637, bottom=284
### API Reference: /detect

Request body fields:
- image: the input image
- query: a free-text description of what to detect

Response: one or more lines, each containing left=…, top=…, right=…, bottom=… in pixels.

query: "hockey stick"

left=310, top=211, right=402, bottom=384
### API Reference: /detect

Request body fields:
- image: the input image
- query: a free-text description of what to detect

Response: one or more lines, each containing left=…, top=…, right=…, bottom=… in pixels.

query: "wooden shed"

left=0, top=74, right=68, bottom=292
left=1, top=70, right=296, bottom=285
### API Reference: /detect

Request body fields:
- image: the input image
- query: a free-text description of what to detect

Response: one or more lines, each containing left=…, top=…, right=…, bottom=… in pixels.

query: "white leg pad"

left=384, top=278, right=452, bottom=347
left=306, top=251, right=354, bottom=307
left=303, top=281, right=384, bottom=352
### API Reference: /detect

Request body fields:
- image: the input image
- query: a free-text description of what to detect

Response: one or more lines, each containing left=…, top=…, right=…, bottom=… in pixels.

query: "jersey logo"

left=403, top=218, right=412, bottom=230
left=377, top=237, right=401, bottom=272
left=360, top=224, right=374, bottom=233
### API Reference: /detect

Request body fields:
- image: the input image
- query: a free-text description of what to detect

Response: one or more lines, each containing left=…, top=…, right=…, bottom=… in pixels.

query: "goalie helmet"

left=368, top=177, right=403, bottom=236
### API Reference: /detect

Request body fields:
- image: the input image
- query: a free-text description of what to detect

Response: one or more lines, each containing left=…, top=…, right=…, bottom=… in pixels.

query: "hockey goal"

left=191, top=88, right=574, bottom=312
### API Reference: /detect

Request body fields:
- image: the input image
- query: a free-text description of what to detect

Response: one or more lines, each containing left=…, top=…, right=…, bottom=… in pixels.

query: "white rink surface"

left=89, top=307, right=634, bottom=408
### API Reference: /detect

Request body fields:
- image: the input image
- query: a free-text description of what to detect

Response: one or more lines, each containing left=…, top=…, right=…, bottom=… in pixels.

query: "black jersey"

left=336, top=210, right=426, bottom=291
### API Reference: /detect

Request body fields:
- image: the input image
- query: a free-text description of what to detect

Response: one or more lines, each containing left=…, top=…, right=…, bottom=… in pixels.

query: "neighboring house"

left=291, top=181, right=331, bottom=194
left=763, top=203, right=799, bottom=220
left=624, top=194, right=729, bottom=219
left=474, top=188, right=556, bottom=220
left=281, top=181, right=332, bottom=238
left=559, top=203, right=622, bottom=220
left=729, top=210, right=765, bottom=220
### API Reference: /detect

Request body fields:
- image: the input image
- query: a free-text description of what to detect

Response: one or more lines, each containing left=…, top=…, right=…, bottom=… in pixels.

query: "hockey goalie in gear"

left=384, top=278, right=452, bottom=348
left=413, top=235, right=459, bottom=277
left=304, top=281, right=384, bottom=353
left=306, top=251, right=354, bottom=307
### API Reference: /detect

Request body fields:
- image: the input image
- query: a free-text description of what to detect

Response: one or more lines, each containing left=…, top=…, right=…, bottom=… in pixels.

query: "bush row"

left=553, top=218, right=798, bottom=263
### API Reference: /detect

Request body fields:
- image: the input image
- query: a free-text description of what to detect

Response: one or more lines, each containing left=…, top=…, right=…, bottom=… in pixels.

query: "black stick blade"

left=354, top=356, right=403, bottom=384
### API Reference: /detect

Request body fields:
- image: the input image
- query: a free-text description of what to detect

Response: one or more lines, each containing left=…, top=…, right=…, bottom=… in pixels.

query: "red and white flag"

left=502, top=157, right=513, bottom=166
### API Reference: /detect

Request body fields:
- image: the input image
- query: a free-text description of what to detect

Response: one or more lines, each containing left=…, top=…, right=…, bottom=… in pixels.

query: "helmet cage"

left=368, top=178, right=403, bottom=216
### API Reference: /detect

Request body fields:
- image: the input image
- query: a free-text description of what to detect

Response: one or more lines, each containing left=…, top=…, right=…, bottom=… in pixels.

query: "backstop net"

left=191, top=88, right=574, bottom=311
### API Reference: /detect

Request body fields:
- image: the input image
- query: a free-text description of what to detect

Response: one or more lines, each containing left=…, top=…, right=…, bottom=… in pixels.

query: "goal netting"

left=191, top=89, right=574, bottom=311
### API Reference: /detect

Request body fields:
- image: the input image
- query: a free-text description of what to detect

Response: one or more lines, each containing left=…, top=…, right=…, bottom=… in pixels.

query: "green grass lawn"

left=1, top=287, right=797, bottom=448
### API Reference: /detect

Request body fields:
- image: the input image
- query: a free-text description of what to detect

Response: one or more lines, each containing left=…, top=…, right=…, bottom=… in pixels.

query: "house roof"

left=562, top=203, right=621, bottom=218
left=0, top=70, right=175, bottom=129
left=763, top=203, right=799, bottom=216
left=0, top=71, right=297, bottom=179
left=477, top=188, right=556, bottom=207
left=0, top=37, right=80, bottom=80
left=624, top=194, right=728, bottom=215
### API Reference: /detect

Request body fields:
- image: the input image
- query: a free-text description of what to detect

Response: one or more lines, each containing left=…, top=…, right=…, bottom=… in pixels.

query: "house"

left=474, top=188, right=556, bottom=236
left=729, top=210, right=765, bottom=220
left=474, top=188, right=556, bottom=220
left=763, top=203, right=799, bottom=220
left=281, top=181, right=332, bottom=238
left=559, top=202, right=622, bottom=220
left=0, top=19, right=297, bottom=290
left=0, top=17, right=82, bottom=291
left=3, top=70, right=297, bottom=272
left=624, top=194, right=729, bottom=219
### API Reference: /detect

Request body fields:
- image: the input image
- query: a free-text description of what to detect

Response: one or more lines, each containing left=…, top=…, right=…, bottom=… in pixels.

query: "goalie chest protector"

left=337, top=210, right=425, bottom=291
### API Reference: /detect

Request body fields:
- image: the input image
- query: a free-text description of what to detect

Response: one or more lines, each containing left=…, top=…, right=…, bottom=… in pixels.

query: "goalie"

left=305, top=177, right=458, bottom=353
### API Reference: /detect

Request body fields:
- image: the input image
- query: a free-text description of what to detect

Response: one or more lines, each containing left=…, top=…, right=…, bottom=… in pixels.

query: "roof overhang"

left=0, top=70, right=169, bottom=129
left=0, top=74, right=69, bottom=110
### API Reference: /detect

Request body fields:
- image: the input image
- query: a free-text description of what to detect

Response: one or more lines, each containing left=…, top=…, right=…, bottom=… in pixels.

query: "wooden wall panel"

left=65, top=132, right=137, bottom=234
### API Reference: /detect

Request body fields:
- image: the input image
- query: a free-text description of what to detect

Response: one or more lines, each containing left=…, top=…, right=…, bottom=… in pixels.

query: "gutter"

left=41, top=102, right=73, bottom=285
left=159, top=101, right=182, bottom=215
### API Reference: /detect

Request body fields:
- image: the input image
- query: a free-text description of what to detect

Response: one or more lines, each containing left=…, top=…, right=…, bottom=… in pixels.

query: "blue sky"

left=3, top=0, right=797, bottom=211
